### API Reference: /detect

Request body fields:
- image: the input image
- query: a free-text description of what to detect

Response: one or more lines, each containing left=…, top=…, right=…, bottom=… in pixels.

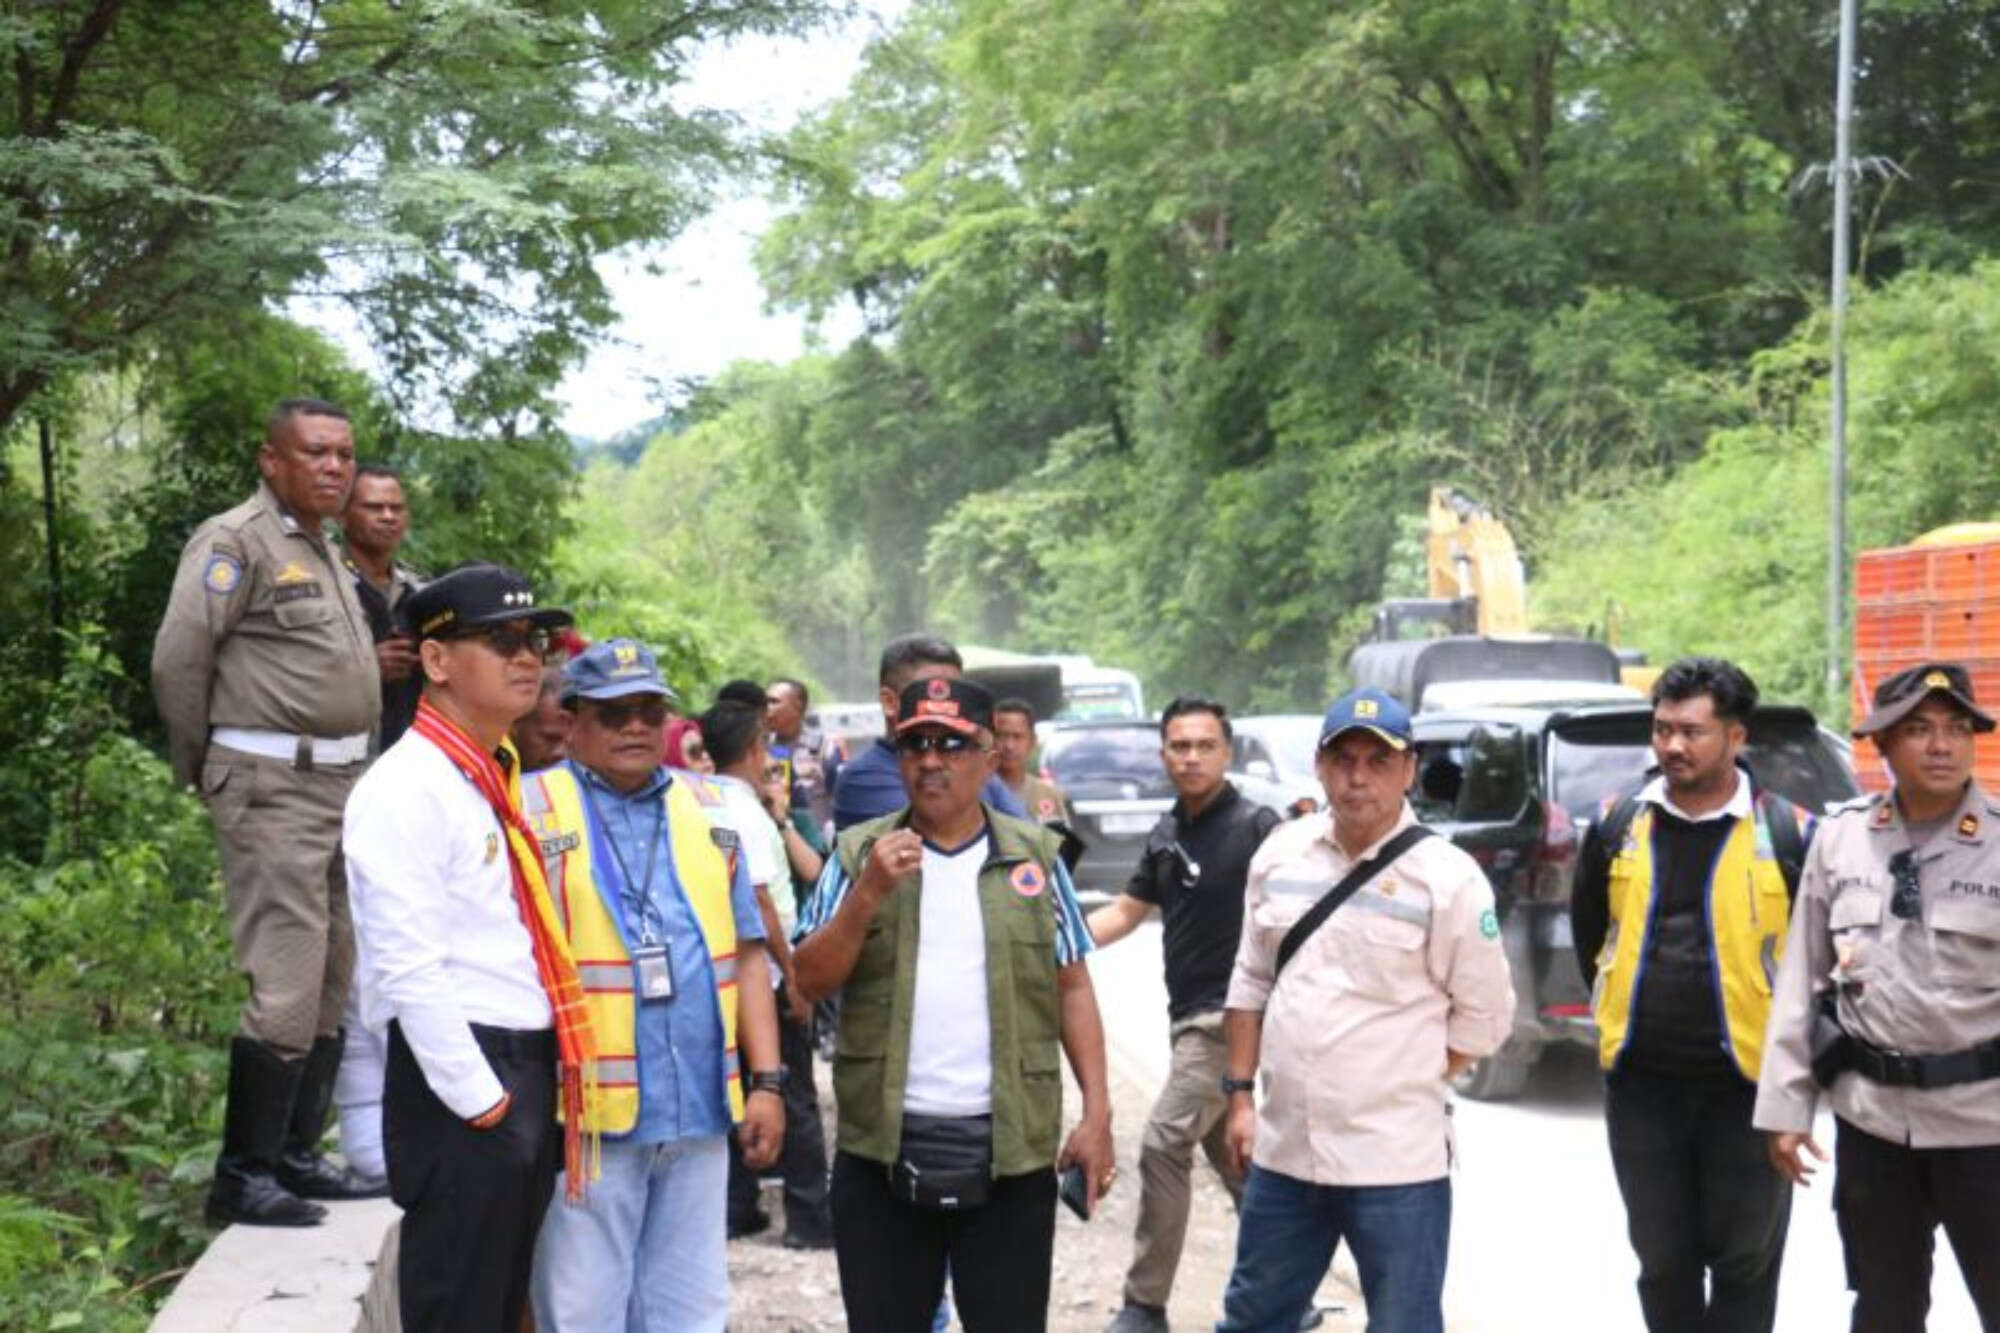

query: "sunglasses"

left=896, top=732, right=980, bottom=757
left=452, top=624, right=552, bottom=660
left=1888, top=849, right=1924, bottom=921
left=590, top=699, right=671, bottom=731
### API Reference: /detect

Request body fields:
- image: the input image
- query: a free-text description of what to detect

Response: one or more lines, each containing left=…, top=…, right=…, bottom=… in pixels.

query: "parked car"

left=1228, top=714, right=1322, bottom=818
left=812, top=702, right=885, bottom=763
left=1409, top=700, right=1860, bottom=1100
left=1039, top=720, right=1173, bottom=900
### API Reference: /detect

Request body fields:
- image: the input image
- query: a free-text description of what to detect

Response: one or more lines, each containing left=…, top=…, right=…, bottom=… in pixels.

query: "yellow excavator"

left=1367, top=486, right=1658, bottom=694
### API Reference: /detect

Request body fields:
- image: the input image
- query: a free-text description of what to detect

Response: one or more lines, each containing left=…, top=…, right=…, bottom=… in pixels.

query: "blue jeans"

left=1217, top=1165, right=1449, bottom=1333
left=530, top=1134, right=729, bottom=1333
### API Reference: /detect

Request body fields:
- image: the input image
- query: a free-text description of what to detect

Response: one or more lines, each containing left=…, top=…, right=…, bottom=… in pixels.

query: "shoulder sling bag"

left=1274, top=825, right=1436, bottom=979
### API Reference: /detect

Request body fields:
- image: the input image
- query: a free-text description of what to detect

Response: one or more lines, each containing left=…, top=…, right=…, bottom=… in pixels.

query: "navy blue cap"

left=406, top=562, right=571, bottom=642
left=1319, top=687, right=1413, bottom=751
left=562, top=638, right=679, bottom=704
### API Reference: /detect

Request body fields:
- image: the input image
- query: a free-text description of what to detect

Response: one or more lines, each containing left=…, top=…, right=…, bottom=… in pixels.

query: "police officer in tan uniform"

left=1756, top=662, right=2000, bottom=1330
left=153, top=397, right=385, bottom=1227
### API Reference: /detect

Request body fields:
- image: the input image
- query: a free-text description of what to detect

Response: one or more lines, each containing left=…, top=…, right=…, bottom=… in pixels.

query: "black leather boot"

left=276, top=1031, right=389, bottom=1201
left=206, top=1037, right=326, bottom=1227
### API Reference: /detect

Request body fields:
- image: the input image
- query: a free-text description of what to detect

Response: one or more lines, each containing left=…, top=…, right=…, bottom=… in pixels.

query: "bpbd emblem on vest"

left=1010, top=862, right=1046, bottom=898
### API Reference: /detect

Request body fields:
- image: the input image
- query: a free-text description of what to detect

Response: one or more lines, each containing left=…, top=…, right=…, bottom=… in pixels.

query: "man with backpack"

left=1570, top=657, right=1813, bottom=1333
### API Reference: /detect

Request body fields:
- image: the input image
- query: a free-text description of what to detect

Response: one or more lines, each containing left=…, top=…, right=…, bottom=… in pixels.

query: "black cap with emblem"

left=404, top=562, right=573, bottom=643
left=1853, top=661, right=1998, bottom=737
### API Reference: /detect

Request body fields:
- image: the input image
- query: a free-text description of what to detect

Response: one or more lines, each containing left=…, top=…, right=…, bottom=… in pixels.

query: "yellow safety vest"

left=523, top=763, right=744, bottom=1133
left=1593, top=803, right=1794, bottom=1081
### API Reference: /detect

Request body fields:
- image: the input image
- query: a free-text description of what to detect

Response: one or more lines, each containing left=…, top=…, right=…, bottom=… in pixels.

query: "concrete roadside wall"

left=149, top=1198, right=397, bottom=1333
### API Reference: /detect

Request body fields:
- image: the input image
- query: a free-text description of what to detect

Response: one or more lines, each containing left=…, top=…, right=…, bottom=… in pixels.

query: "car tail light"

left=1529, top=800, right=1576, bottom=900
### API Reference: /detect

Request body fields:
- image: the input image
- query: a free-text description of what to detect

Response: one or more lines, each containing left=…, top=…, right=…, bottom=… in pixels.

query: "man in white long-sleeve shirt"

left=345, top=563, right=580, bottom=1333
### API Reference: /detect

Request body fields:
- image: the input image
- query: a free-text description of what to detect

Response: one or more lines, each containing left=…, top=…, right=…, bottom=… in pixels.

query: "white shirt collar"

left=1638, top=770, right=1752, bottom=823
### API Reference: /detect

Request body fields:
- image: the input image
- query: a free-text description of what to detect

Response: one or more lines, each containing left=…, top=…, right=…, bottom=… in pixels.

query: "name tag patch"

left=539, top=833, right=580, bottom=856
left=273, top=581, right=324, bottom=604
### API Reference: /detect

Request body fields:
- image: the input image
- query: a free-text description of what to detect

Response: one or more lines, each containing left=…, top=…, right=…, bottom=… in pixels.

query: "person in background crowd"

left=668, top=718, right=714, bottom=775
left=1757, top=663, right=2000, bottom=1330
left=1570, top=658, right=1811, bottom=1333
left=510, top=665, right=574, bottom=773
left=795, top=677, right=1114, bottom=1333
left=523, top=641, right=783, bottom=1333
left=769, top=676, right=839, bottom=829
left=153, top=396, right=385, bottom=1227
left=705, top=700, right=834, bottom=1249
left=992, top=698, right=1071, bottom=827
left=344, top=563, right=582, bottom=1332
left=1089, top=697, right=1278, bottom=1333
left=830, top=634, right=1026, bottom=833
left=340, top=463, right=424, bottom=751
left=1217, top=688, right=1514, bottom=1333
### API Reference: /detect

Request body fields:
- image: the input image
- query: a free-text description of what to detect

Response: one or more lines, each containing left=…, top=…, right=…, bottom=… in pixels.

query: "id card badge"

left=632, top=944, right=674, bottom=1002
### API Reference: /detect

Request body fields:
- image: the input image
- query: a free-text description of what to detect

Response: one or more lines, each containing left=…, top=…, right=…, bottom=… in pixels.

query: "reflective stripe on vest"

left=1591, top=805, right=1792, bottom=1081
left=523, top=765, right=744, bottom=1132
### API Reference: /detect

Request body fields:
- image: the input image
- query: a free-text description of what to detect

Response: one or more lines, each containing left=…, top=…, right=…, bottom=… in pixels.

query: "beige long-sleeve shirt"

left=1754, top=782, right=2000, bottom=1148
left=151, top=483, right=380, bottom=786
left=1226, top=803, right=1515, bottom=1186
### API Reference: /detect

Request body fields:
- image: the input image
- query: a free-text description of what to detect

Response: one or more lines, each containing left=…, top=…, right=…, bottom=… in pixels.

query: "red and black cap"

left=895, top=676, right=995, bottom=739
left=406, top=562, right=573, bottom=643
left=1854, top=661, right=1997, bottom=737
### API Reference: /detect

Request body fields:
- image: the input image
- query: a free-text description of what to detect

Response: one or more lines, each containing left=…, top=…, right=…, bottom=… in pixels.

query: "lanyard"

left=580, top=773, right=672, bottom=946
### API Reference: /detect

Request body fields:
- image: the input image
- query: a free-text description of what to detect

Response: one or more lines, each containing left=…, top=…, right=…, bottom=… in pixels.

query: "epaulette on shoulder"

left=1828, top=792, right=1882, bottom=818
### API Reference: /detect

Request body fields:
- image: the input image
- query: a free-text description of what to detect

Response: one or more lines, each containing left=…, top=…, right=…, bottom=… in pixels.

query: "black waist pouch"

left=893, top=1113, right=993, bottom=1210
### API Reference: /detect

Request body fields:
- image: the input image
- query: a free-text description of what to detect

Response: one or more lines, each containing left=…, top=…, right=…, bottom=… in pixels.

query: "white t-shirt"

left=903, top=834, right=994, bottom=1117
left=711, top=773, right=789, bottom=985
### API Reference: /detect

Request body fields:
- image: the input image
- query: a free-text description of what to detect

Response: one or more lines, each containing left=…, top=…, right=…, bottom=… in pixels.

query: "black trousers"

left=1605, top=1069, right=1791, bottom=1333
left=384, top=1022, right=557, bottom=1333
left=1835, top=1117, right=2000, bottom=1333
left=830, top=1149, right=1056, bottom=1333
left=728, top=986, right=832, bottom=1234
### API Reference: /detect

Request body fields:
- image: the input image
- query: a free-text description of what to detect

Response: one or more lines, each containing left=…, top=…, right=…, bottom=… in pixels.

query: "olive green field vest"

left=831, top=806, right=1066, bottom=1176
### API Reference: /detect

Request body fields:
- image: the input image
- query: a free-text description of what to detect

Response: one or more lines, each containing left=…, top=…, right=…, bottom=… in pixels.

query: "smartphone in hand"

left=1058, top=1162, right=1091, bottom=1221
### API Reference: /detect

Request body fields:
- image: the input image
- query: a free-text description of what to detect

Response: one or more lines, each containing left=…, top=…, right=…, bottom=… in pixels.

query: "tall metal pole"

left=1827, top=0, right=1857, bottom=705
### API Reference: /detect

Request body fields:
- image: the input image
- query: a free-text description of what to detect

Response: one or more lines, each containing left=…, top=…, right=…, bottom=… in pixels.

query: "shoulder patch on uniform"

left=203, top=552, right=242, bottom=595
left=1009, top=861, right=1047, bottom=898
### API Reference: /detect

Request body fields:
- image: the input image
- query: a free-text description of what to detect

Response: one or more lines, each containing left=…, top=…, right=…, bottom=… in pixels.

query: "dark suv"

left=1410, top=701, right=1858, bottom=1099
left=1039, top=720, right=1173, bottom=900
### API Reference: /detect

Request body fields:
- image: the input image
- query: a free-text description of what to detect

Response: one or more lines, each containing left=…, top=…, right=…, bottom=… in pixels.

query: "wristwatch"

left=747, top=1068, right=788, bottom=1097
left=1220, top=1075, right=1256, bottom=1096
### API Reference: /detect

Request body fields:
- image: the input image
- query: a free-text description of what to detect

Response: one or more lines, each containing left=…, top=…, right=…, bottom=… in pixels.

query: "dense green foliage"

left=0, top=3, right=831, bottom=1321
left=569, top=0, right=2000, bottom=715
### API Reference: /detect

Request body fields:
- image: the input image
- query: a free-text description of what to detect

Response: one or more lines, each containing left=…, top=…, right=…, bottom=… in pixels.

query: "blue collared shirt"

left=573, top=762, right=764, bottom=1144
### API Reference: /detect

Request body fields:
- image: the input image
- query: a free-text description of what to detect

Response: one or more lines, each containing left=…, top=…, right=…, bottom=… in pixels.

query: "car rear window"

left=1549, top=715, right=1859, bottom=819
left=1043, top=726, right=1164, bottom=786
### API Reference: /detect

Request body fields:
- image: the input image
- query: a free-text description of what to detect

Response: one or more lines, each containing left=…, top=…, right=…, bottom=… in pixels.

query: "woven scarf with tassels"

left=411, top=698, right=599, bottom=1202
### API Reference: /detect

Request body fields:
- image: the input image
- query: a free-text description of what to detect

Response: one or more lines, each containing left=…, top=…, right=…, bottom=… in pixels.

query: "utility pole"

left=1826, top=0, right=1858, bottom=706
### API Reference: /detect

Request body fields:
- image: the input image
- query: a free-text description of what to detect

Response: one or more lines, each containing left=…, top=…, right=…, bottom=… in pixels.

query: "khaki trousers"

left=1124, top=1009, right=1246, bottom=1308
left=201, top=745, right=359, bottom=1057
